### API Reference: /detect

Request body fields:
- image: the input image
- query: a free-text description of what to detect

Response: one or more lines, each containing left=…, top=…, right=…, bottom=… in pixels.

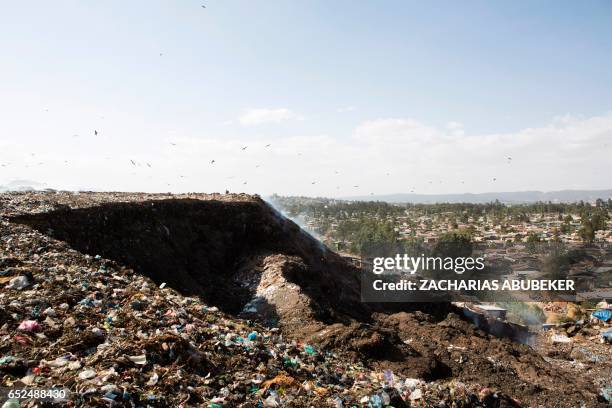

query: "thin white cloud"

left=337, top=106, right=356, bottom=113
left=348, top=113, right=612, bottom=193
left=446, top=121, right=465, bottom=137
left=353, top=118, right=441, bottom=145
left=239, top=108, right=303, bottom=126
left=1, top=110, right=610, bottom=196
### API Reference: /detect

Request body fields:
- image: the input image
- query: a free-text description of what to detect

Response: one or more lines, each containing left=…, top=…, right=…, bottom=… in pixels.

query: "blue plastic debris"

left=602, top=329, right=612, bottom=344
left=600, top=387, right=612, bottom=403
left=369, top=394, right=383, bottom=408
left=304, top=344, right=316, bottom=355
left=591, top=309, right=612, bottom=322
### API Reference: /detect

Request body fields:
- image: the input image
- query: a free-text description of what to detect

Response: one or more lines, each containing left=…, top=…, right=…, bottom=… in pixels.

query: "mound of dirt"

left=0, top=191, right=606, bottom=407
left=9, top=195, right=368, bottom=327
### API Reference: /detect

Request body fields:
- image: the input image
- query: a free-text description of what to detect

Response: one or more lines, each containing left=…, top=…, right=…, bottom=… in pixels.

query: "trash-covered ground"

left=0, top=191, right=609, bottom=407
left=534, top=314, right=612, bottom=405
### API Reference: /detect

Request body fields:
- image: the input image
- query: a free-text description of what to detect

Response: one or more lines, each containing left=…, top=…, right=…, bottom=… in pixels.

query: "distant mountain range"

left=343, top=189, right=612, bottom=204
left=0, top=180, right=48, bottom=192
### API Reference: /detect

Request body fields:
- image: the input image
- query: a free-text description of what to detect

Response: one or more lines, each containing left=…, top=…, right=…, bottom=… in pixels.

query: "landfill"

left=0, top=191, right=610, bottom=407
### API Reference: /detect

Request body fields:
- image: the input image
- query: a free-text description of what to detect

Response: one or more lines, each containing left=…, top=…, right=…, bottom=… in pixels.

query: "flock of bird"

left=0, top=116, right=517, bottom=193
left=0, top=2, right=519, bottom=195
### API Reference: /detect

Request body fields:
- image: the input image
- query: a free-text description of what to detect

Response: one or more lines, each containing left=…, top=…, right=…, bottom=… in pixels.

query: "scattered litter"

left=78, top=369, right=97, bottom=380
left=0, top=191, right=607, bottom=406
left=18, top=320, right=40, bottom=332
left=602, top=329, right=612, bottom=344
left=127, top=354, right=147, bottom=365
left=601, top=387, right=612, bottom=403
left=591, top=309, right=612, bottom=323
left=146, top=372, right=159, bottom=386
left=550, top=333, right=572, bottom=344
left=7, top=275, right=30, bottom=290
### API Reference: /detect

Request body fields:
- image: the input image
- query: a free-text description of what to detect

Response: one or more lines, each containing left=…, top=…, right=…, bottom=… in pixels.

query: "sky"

left=0, top=0, right=611, bottom=196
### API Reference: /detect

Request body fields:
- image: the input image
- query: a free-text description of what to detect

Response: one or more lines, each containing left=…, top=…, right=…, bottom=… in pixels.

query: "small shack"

left=473, top=304, right=507, bottom=320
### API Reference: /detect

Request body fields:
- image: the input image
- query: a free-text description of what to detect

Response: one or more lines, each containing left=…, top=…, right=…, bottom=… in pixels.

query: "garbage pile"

left=545, top=321, right=608, bottom=341
left=0, top=191, right=609, bottom=407
left=0, top=220, right=519, bottom=407
left=538, top=306, right=612, bottom=406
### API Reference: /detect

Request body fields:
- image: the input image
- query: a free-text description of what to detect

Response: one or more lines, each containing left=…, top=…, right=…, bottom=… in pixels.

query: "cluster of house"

left=477, top=244, right=612, bottom=297
left=303, top=207, right=612, bottom=304
left=390, top=212, right=612, bottom=244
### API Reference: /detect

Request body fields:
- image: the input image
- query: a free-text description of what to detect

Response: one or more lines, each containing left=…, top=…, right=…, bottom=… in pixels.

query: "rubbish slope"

left=0, top=192, right=606, bottom=407
left=9, top=197, right=369, bottom=325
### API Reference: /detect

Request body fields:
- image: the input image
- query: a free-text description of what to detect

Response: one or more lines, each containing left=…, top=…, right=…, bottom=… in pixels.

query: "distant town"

left=271, top=195, right=612, bottom=303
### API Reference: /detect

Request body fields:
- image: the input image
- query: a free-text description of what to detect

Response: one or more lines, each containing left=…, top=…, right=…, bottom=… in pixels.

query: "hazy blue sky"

left=1, top=1, right=611, bottom=195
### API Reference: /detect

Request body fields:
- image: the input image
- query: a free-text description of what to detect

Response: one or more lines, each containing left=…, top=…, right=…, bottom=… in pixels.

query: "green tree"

left=542, top=243, right=569, bottom=279
left=433, top=229, right=473, bottom=259
left=579, top=221, right=595, bottom=243
left=525, top=232, right=541, bottom=253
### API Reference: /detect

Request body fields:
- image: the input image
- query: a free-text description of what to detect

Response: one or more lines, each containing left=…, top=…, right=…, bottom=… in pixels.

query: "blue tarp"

left=591, top=309, right=612, bottom=322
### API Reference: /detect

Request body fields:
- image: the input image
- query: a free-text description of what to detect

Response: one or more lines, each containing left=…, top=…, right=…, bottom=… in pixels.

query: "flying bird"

left=130, top=160, right=136, bottom=166
left=311, top=181, right=316, bottom=185
left=353, top=185, right=359, bottom=188
left=146, top=163, right=152, bottom=168
left=201, top=4, right=206, bottom=8
left=210, top=160, right=215, bottom=164
left=265, top=144, right=271, bottom=147
left=94, top=130, right=98, bottom=136
left=170, top=142, right=177, bottom=146
left=241, top=146, right=248, bottom=150
left=493, top=178, right=497, bottom=181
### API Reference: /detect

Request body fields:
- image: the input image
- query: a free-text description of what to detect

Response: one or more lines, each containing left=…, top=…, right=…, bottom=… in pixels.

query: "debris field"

left=0, top=192, right=609, bottom=407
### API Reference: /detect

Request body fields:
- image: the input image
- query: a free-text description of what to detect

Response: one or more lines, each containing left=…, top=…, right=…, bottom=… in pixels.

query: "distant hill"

left=343, top=189, right=612, bottom=204
left=0, top=179, right=48, bottom=192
